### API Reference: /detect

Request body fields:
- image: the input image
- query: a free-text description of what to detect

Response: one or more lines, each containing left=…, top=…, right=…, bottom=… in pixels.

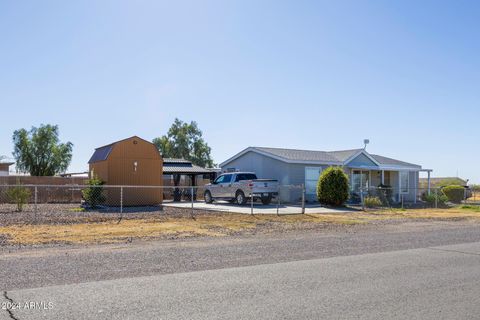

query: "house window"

left=400, top=171, right=409, bottom=193
left=305, top=167, right=322, bottom=195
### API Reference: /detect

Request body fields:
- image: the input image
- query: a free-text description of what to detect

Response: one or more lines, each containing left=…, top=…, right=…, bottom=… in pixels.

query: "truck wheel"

left=204, top=191, right=213, bottom=204
left=261, top=195, right=272, bottom=205
left=235, top=191, right=247, bottom=205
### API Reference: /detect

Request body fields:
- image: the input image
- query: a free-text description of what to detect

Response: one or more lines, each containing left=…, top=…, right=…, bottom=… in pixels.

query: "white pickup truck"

left=204, top=172, right=279, bottom=205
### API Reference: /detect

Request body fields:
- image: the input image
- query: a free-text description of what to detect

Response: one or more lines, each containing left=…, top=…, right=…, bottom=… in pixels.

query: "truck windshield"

left=235, top=173, right=257, bottom=181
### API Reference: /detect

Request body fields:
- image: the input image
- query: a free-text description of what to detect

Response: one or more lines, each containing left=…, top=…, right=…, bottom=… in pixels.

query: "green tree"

left=317, top=167, right=350, bottom=206
left=12, top=124, right=73, bottom=176
left=153, top=118, right=214, bottom=167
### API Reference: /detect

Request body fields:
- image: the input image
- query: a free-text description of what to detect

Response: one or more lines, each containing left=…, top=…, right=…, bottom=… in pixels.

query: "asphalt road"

left=1, top=222, right=480, bottom=319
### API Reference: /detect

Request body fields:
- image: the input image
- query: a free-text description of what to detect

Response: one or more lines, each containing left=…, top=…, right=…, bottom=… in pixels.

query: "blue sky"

left=0, top=0, right=479, bottom=182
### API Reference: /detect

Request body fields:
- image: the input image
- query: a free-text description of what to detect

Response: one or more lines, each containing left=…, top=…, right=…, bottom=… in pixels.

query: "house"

left=220, top=147, right=431, bottom=203
left=88, top=136, right=163, bottom=206
left=0, top=162, right=14, bottom=176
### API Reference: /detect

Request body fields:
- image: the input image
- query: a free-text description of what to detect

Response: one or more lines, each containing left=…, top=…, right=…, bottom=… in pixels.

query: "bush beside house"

left=364, top=196, right=382, bottom=208
left=317, top=167, right=349, bottom=206
left=422, top=192, right=449, bottom=206
left=442, top=185, right=465, bottom=203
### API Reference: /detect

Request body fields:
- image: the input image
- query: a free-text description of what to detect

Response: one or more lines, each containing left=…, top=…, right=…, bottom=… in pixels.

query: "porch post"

left=414, top=172, right=417, bottom=204
left=427, top=171, right=431, bottom=195
left=350, top=169, right=353, bottom=191
left=398, top=172, right=401, bottom=203
left=381, top=170, right=385, bottom=185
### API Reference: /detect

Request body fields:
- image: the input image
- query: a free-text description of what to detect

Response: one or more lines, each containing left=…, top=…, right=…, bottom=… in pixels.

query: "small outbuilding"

left=88, top=136, right=163, bottom=206
left=0, top=162, right=14, bottom=176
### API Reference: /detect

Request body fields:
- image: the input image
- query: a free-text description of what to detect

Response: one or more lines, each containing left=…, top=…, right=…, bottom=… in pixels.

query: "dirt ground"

left=0, top=204, right=479, bottom=247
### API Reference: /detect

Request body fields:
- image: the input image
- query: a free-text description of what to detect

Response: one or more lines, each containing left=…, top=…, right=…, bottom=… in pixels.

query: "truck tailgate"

left=251, top=180, right=279, bottom=193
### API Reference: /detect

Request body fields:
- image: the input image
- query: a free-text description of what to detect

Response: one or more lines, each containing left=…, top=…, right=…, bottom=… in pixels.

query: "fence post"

left=435, top=188, right=438, bottom=209
left=191, top=186, right=194, bottom=217
left=401, top=194, right=404, bottom=209
left=277, top=188, right=280, bottom=216
left=301, top=185, right=305, bottom=214
left=360, top=188, right=365, bottom=211
left=120, top=186, right=123, bottom=214
left=34, top=186, right=38, bottom=222
left=250, top=189, right=254, bottom=215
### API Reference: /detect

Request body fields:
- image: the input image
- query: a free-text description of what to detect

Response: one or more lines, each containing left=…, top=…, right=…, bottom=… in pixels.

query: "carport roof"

left=163, top=158, right=213, bottom=175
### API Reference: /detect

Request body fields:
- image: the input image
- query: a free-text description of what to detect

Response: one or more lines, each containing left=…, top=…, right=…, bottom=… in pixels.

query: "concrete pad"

left=162, top=200, right=355, bottom=215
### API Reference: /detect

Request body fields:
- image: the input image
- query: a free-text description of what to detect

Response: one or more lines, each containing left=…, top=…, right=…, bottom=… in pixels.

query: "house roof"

left=254, top=147, right=342, bottom=163
left=221, top=147, right=422, bottom=170
left=163, top=158, right=213, bottom=174
left=370, top=154, right=421, bottom=169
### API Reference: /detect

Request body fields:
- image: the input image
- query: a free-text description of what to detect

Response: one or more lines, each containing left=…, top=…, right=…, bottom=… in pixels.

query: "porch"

left=345, top=168, right=423, bottom=204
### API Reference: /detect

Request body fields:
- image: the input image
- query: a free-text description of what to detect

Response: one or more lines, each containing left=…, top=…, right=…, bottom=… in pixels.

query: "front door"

left=305, top=167, right=322, bottom=201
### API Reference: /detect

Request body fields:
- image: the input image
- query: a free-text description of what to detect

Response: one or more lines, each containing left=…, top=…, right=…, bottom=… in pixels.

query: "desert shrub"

left=377, top=184, right=393, bottom=205
left=317, top=167, right=349, bottom=206
left=6, top=185, right=31, bottom=212
left=82, top=175, right=106, bottom=208
left=442, top=185, right=465, bottom=203
left=422, top=192, right=448, bottom=206
left=364, top=196, right=382, bottom=208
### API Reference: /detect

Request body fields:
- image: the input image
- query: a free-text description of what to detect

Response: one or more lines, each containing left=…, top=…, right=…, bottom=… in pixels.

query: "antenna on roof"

left=363, top=139, right=370, bottom=150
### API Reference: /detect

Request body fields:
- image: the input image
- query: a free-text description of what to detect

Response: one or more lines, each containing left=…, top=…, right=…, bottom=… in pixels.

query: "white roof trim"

left=343, top=149, right=381, bottom=167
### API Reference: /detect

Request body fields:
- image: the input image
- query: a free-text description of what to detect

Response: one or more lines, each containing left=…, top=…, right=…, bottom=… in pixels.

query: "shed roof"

left=88, top=136, right=158, bottom=164
left=88, top=145, right=114, bottom=163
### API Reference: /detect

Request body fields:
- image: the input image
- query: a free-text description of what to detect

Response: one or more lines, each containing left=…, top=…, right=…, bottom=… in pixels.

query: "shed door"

left=305, top=167, right=322, bottom=199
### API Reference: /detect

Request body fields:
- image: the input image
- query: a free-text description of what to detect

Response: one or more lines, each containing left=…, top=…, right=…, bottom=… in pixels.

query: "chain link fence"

left=0, top=184, right=309, bottom=221
left=0, top=184, right=478, bottom=225
left=354, top=186, right=477, bottom=209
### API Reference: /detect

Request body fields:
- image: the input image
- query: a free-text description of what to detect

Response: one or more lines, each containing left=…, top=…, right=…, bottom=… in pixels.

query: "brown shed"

left=88, top=136, right=163, bottom=206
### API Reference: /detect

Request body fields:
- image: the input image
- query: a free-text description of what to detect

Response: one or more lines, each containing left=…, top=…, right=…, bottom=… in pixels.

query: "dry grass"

left=1, top=206, right=480, bottom=246
left=468, top=193, right=480, bottom=202
left=366, top=205, right=480, bottom=220
left=0, top=213, right=363, bottom=245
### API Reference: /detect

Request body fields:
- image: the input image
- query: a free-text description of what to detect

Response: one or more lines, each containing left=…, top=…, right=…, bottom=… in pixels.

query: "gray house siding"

left=347, top=154, right=378, bottom=168
left=222, top=153, right=327, bottom=202
left=221, top=151, right=290, bottom=184
left=221, top=149, right=423, bottom=204
left=287, top=164, right=329, bottom=202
